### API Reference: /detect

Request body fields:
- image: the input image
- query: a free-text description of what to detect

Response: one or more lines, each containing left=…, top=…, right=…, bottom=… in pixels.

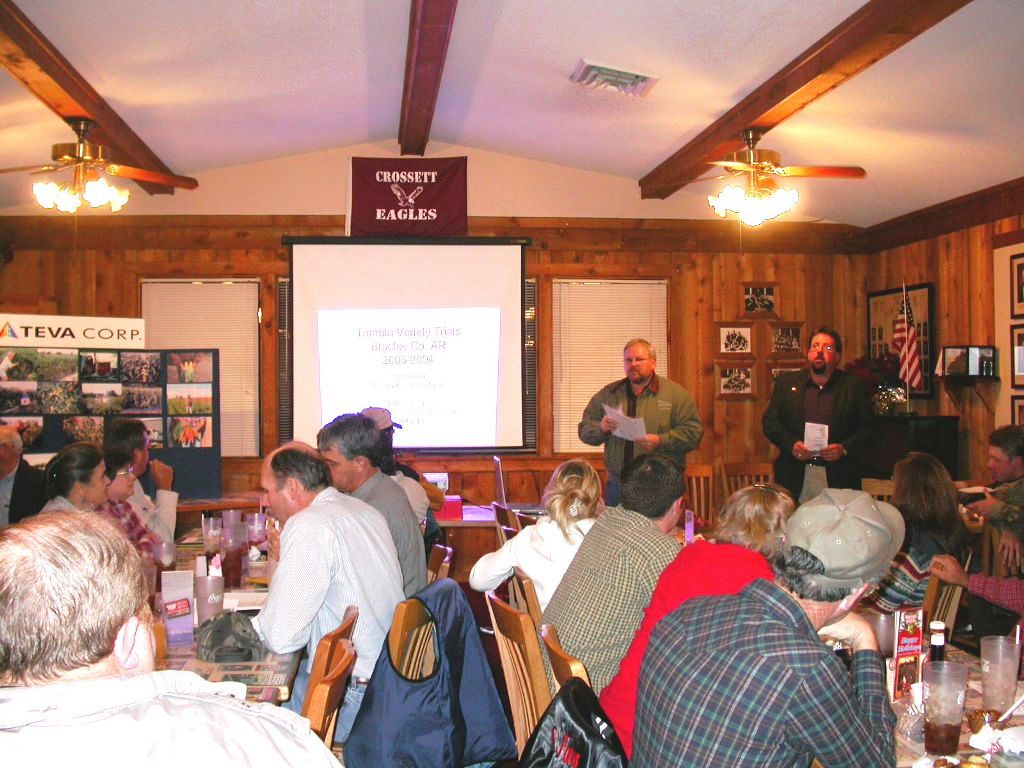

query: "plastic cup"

left=222, top=508, right=242, bottom=528
left=220, top=523, right=247, bottom=589
left=195, top=575, right=225, bottom=625
left=923, top=661, right=969, bottom=756
left=982, top=636, right=1021, bottom=711
left=861, top=611, right=896, bottom=658
left=201, top=516, right=223, bottom=558
left=247, top=512, right=268, bottom=549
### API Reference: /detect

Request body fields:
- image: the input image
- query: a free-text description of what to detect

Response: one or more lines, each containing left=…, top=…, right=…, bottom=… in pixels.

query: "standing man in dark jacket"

left=762, top=327, right=873, bottom=501
left=0, top=426, right=46, bottom=527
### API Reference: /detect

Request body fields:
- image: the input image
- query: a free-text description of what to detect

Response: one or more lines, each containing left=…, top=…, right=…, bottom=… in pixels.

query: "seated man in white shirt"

left=253, top=444, right=405, bottom=743
left=104, top=419, right=177, bottom=543
left=0, top=510, right=338, bottom=765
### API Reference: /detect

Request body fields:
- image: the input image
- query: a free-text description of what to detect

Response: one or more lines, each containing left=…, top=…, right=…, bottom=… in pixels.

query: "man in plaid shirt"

left=633, top=489, right=903, bottom=767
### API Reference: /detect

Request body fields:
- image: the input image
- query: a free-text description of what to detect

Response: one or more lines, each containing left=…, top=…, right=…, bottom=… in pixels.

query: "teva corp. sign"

left=0, top=313, right=145, bottom=349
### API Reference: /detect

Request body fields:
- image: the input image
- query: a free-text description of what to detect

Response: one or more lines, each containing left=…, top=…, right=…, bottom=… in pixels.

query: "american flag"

left=892, top=287, right=923, bottom=389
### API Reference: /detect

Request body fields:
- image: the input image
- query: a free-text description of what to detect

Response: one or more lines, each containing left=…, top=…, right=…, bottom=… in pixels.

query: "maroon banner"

left=349, top=157, right=467, bottom=236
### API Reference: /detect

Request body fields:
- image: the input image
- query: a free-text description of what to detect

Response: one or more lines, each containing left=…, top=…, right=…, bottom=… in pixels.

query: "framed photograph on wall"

left=742, top=282, right=778, bottom=318
left=1012, top=254, right=1024, bottom=319
left=769, top=321, right=803, bottom=358
left=1012, top=324, right=1024, bottom=388
left=867, top=282, right=935, bottom=398
left=716, top=360, right=755, bottom=400
left=716, top=322, right=755, bottom=357
left=1013, top=396, right=1024, bottom=426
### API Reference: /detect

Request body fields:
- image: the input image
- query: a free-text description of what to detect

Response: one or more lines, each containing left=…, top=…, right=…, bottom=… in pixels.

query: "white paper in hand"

left=603, top=404, right=647, bottom=441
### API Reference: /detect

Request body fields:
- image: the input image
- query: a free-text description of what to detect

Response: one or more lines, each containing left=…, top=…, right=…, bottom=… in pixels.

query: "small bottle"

left=929, top=620, right=946, bottom=662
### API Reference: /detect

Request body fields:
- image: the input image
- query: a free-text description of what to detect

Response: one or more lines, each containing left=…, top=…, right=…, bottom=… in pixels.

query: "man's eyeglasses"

left=115, top=466, right=135, bottom=478
left=809, top=343, right=835, bottom=352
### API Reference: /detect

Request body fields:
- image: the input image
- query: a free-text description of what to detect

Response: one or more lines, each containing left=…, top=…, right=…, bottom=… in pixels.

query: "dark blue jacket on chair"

left=344, top=578, right=517, bottom=767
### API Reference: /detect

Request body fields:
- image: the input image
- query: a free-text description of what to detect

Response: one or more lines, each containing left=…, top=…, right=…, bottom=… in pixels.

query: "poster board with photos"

left=0, top=347, right=221, bottom=499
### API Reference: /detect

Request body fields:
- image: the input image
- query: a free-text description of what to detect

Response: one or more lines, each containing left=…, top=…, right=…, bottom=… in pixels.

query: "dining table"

left=152, top=528, right=301, bottom=705
left=896, top=646, right=1024, bottom=766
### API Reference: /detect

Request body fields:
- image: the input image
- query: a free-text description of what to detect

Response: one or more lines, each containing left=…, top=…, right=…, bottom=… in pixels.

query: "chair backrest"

left=494, top=502, right=521, bottom=532
left=305, top=639, right=356, bottom=747
left=514, top=510, right=539, bottom=529
left=426, top=544, right=454, bottom=583
left=684, top=462, right=715, bottom=528
left=923, top=551, right=973, bottom=629
left=720, top=461, right=774, bottom=497
left=486, top=590, right=552, bottom=754
left=540, top=623, right=591, bottom=690
left=302, top=604, right=359, bottom=716
left=387, top=595, right=437, bottom=680
left=496, top=524, right=518, bottom=548
left=861, top=477, right=895, bottom=503
left=509, top=567, right=543, bottom=629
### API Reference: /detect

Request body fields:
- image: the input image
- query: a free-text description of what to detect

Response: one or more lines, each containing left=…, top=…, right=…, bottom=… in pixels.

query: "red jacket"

left=598, top=539, right=774, bottom=756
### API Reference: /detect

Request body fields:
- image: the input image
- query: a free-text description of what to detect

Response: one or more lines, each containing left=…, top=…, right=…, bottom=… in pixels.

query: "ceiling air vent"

left=569, top=58, right=660, bottom=97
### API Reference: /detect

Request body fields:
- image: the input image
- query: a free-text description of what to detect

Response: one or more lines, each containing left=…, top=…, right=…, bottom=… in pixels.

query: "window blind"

left=141, top=280, right=260, bottom=456
left=552, top=279, right=669, bottom=454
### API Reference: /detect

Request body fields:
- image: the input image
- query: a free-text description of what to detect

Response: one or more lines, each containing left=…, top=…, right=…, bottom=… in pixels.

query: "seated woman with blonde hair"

left=599, top=482, right=795, bottom=758
left=469, top=459, right=602, bottom=610
left=860, top=451, right=969, bottom=612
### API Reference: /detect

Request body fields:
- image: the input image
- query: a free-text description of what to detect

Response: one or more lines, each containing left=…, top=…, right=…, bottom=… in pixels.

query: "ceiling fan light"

left=84, top=177, right=130, bottom=211
left=708, top=184, right=798, bottom=227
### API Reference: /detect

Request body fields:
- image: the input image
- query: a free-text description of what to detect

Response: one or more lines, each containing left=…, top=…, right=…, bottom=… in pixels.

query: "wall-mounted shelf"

left=935, top=375, right=999, bottom=413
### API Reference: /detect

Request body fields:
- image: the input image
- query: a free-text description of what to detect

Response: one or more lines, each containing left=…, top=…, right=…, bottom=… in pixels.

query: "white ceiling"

left=1, top=0, right=1022, bottom=227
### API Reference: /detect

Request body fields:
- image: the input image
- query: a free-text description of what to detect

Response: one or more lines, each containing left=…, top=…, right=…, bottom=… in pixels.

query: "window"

left=141, top=280, right=261, bottom=456
left=552, top=279, right=669, bottom=453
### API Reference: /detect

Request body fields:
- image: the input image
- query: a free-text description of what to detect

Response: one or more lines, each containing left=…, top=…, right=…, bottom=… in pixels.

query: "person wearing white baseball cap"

left=634, top=488, right=903, bottom=767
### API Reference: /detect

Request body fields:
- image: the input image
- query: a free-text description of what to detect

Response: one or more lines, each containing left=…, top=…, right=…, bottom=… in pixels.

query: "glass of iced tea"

left=923, top=661, right=968, bottom=757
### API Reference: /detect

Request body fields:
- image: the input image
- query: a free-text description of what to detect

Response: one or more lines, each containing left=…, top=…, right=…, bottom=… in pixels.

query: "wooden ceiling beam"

left=0, top=0, right=181, bottom=194
left=639, top=0, right=973, bottom=199
left=398, top=0, right=458, bottom=156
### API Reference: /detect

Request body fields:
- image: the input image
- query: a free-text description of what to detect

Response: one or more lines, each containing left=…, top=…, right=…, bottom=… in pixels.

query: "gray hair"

left=317, top=414, right=385, bottom=467
left=267, top=447, right=331, bottom=492
left=0, top=426, right=23, bottom=453
left=773, top=546, right=857, bottom=603
left=623, top=338, right=656, bottom=360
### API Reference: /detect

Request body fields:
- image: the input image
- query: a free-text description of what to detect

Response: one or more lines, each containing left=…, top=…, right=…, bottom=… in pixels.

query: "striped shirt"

left=633, top=579, right=896, bottom=767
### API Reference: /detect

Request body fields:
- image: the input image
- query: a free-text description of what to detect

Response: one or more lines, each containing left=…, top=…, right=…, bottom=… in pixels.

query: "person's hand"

left=267, top=524, right=281, bottom=561
left=635, top=433, right=661, bottom=452
left=930, top=554, right=968, bottom=587
left=149, top=459, right=174, bottom=491
left=1001, top=530, right=1023, bottom=571
left=819, top=611, right=877, bottom=653
left=967, top=493, right=1000, bottom=517
left=819, top=443, right=845, bottom=462
left=599, top=415, right=617, bottom=434
left=791, top=441, right=812, bottom=461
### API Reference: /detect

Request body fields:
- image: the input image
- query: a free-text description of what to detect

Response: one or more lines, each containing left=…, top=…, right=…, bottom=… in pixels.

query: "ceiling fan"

left=0, top=117, right=197, bottom=212
left=704, top=127, right=865, bottom=226
left=710, top=127, right=866, bottom=182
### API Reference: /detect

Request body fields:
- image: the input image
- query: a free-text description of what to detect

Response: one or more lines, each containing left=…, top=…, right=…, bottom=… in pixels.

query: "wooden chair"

left=923, top=551, right=973, bottom=630
left=540, top=623, right=590, bottom=690
left=684, top=462, right=715, bottom=528
left=720, top=462, right=774, bottom=498
left=387, top=595, right=437, bottom=679
left=486, top=591, right=552, bottom=753
left=861, top=477, right=895, bottom=503
left=493, top=502, right=521, bottom=547
left=426, top=544, right=453, bottom=583
left=514, top=510, right=540, bottom=529
left=302, top=605, right=359, bottom=716
left=305, top=639, right=356, bottom=747
left=509, top=566, right=543, bottom=629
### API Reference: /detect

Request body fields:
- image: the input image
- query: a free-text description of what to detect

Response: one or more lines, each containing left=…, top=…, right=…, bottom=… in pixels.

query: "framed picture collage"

left=715, top=282, right=804, bottom=400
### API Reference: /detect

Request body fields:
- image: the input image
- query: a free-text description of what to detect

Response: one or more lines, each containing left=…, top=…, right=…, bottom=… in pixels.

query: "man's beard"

left=810, top=357, right=827, bottom=374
